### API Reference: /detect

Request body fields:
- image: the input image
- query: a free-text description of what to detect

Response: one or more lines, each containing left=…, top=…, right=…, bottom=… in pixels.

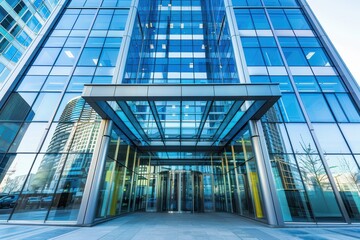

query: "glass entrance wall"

left=232, top=0, right=360, bottom=223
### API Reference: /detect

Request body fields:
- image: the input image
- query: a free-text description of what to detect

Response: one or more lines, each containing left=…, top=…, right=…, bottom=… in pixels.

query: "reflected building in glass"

left=0, top=0, right=359, bottom=226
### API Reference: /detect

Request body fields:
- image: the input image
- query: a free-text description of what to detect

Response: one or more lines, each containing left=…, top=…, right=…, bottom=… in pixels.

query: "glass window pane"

left=42, top=76, right=68, bottom=91
left=316, top=76, right=346, bottom=92
left=336, top=94, right=360, bottom=122
left=0, top=123, right=21, bottom=152
left=251, top=9, right=270, bottom=30
left=16, top=76, right=47, bottom=91
left=313, top=123, right=350, bottom=153
left=243, top=48, right=265, bottom=66
left=293, top=76, right=320, bottom=92
left=282, top=48, right=308, bottom=66
left=324, top=94, right=348, bottom=122
left=300, top=93, right=334, bottom=122
left=285, top=9, right=311, bottom=30
left=98, top=48, right=118, bottom=66
left=340, top=124, right=360, bottom=153
left=9, top=123, right=47, bottom=153
left=261, top=48, right=283, bottom=66
left=33, top=48, right=61, bottom=66
left=286, top=123, right=317, bottom=153
left=303, top=48, right=331, bottom=66
left=55, top=48, right=80, bottom=66
left=235, top=10, right=254, bottom=30
left=78, top=48, right=102, bottom=66
left=0, top=154, right=36, bottom=220
left=0, top=92, right=37, bottom=121
left=268, top=9, right=291, bottom=29
left=278, top=94, right=304, bottom=122
left=27, top=93, right=62, bottom=121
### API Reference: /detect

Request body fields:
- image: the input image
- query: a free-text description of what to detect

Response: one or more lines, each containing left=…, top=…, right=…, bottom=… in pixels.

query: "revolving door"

left=157, top=171, right=204, bottom=213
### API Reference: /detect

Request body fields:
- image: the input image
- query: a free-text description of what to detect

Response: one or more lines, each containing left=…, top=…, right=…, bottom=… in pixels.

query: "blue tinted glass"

left=285, top=9, right=310, bottom=30
left=64, top=37, right=85, bottom=47
left=271, top=76, right=293, bottom=92
left=261, top=48, right=283, bottom=66
left=251, top=9, right=270, bottom=30
left=42, top=76, right=68, bottom=91
left=244, top=48, right=265, bottom=66
left=293, top=76, right=320, bottom=92
left=86, top=37, right=105, bottom=47
left=0, top=123, right=21, bottom=152
left=250, top=76, right=270, bottom=83
left=303, top=48, right=331, bottom=66
left=110, top=11, right=129, bottom=30
left=258, top=37, right=277, bottom=47
left=33, top=48, right=61, bottom=66
left=282, top=48, right=308, bottom=66
left=235, top=10, right=254, bottom=30
left=325, top=94, right=348, bottom=122
left=0, top=93, right=37, bottom=121
left=278, top=94, right=304, bottom=122
left=278, top=37, right=299, bottom=47
left=98, top=48, right=118, bottom=66
left=298, top=37, right=321, bottom=47
left=27, top=93, right=62, bottom=121
left=55, top=14, right=78, bottom=30
left=78, top=48, right=102, bottom=66
left=316, top=76, right=346, bottom=92
left=241, top=37, right=259, bottom=47
left=67, top=76, right=92, bottom=92
left=301, top=93, right=334, bottom=122
left=17, top=76, right=47, bottom=91
left=55, top=48, right=80, bottom=66
left=93, top=14, right=111, bottom=30
left=104, top=37, right=122, bottom=48
left=73, top=14, right=94, bottom=29
left=268, top=9, right=291, bottom=29
left=336, top=94, right=360, bottom=122
left=263, top=0, right=280, bottom=6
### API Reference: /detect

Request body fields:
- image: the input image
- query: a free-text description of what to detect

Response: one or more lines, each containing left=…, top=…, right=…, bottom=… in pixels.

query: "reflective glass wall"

left=0, top=0, right=129, bottom=222
left=0, top=0, right=62, bottom=86
left=232, top=0, right=360, bottom=222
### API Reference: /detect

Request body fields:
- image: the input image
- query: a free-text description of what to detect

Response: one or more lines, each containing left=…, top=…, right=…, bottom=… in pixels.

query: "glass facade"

left=0, top=0, right=62, bottom=86
left=0, top=0, right=359, bottom=226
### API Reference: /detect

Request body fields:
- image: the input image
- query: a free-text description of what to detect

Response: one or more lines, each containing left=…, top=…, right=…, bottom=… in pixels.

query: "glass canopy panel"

left=82, top=84, right=281, bottom=158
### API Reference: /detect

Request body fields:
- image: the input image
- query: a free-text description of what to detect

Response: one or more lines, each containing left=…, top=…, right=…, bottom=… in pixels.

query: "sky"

left=306, top=0, right=360, bottom=85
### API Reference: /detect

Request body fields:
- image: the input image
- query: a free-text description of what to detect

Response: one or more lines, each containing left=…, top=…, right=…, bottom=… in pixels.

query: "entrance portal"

left=157, top=171, right=203, bottom=213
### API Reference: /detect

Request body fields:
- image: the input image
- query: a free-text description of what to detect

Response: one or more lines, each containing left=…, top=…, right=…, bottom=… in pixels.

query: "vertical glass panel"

left=33, top=48, right=61, bottom=66
left=42, top=76, right=68, bottom=91
left=324, top=94, right=348, bottom=122
left=251, top=9, right=270, bottom=30
left=316, top=76, right=346, bottom=92
left=0, top=154, right=36, bottom=220
left=268, top=9, right=291, bottom=29
left=235, top=10, right=254, bottom=30
left=293, top=76, right=320, bottom=92
left=339, top=124, right=360, bottom=153
left=26, top=93, right=62, bottom=121
left=0, top=93, right=37, bottom=121
left=269, top=154, right=313, bottom=222
left=325, top=155, right=360, bottom=221
left=16, top=76, right=47, bottom=91
left=262, top=123, right=293, bottom=153
left=295, top=153, right=343, bottom=221
left=55, top=48, right=80, bottom=66
left=282, top=48, right=308, bottom=66
left=286, top=123, right=317, bottom=153
left=261, top=48, right=283, bottom=66
left=0, top=123, right=21, bottom=152
left=303, top=48, right=331, bottom=66
left=300, top=93, right=334, bottom=122
left=9, top=123, right=47, bottom=153
left=78, top=48, right=102, bottom=66
left=313, top=123, right=350, bottom=154
left=10, top=153, right=66, bottom=220
left=277, top=94, right=304, bottom=122
left=47, top=153, right=92, bottom=221
left=336, top=94, right=360, bottom=122
left=285, top=9, right=311, bottom=30
left=243, top=48, right=265, bottom=66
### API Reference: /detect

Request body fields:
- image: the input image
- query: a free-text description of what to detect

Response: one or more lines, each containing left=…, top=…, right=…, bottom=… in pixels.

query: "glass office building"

left=0, top=0, right=359, bottom=226
left=0, top=0, right=62, bottom=86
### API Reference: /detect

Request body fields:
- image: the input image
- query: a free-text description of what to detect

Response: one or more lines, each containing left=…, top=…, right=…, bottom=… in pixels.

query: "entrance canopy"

left=82, top=84, right=280, bottom=156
